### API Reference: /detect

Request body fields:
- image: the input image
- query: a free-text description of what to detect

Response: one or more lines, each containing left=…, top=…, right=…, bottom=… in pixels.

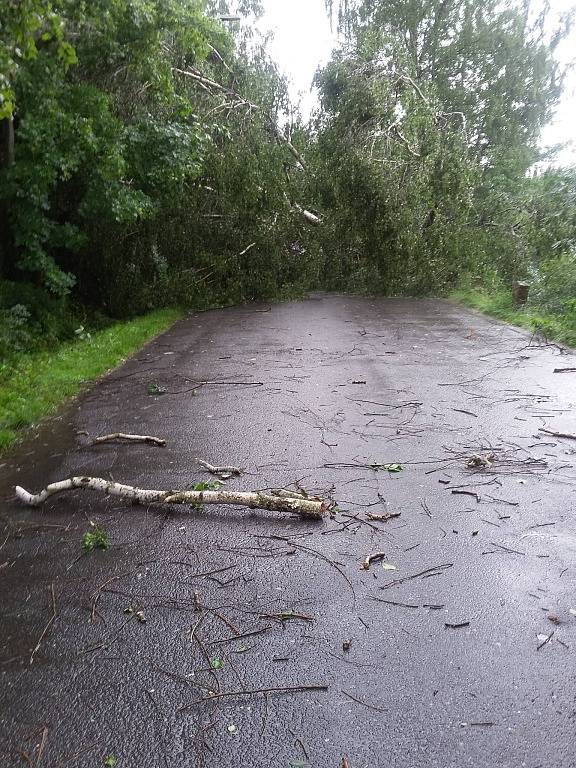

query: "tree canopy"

left=0, top=0, right=575, bottom=356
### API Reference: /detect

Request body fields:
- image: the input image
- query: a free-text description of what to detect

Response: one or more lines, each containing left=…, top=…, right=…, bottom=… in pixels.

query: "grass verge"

left=0, top=307, right=183, bottom=452
left=450, top=287, right=576, bottom=348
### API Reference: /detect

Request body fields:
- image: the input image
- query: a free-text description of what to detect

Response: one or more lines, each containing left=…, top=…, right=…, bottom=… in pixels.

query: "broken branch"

left=15, top=477, right=326, bottom=519
left=92, top=433, right=166, bottom=447
left=196, top=459, right=243, bottom=476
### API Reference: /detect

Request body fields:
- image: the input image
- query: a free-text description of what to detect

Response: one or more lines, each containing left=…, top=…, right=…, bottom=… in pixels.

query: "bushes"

left=0, top=280, right=80, bottom=361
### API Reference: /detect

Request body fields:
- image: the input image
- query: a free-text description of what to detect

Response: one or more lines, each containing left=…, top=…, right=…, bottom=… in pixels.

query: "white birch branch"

left=196, top=459, right=243, bottom=476
left=92, top=433, right=166, bottom=447
left=15, top=477, right=326, bottom=519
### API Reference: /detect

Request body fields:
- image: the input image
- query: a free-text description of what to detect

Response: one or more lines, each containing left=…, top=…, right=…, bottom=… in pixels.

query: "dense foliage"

left=311, top=0, right=575, bottom=294
left=0, top=0, right=313, bottom=358
left=0, top=0, right=575, bottom=361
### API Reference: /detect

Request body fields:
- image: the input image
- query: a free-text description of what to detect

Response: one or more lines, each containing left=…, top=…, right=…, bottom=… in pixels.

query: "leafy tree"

left=312, top=0, right=573, bottom=289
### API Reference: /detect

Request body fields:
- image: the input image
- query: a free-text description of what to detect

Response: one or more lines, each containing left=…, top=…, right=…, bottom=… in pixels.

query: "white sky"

left=257, top=0, right=576, bottom=164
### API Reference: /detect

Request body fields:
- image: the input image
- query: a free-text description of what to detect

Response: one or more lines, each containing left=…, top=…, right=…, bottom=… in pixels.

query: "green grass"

left=451, top=286, right=576, bottom=348
left=0, top=307, right=183, bottom=451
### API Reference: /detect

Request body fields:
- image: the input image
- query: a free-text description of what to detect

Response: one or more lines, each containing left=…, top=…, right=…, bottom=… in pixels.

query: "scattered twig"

left=368, top=596, right=419, bottom=609
left=366, top=511, right=401, bottom=522
left=342, top=689, right=386, bottom=712
left=35, top=726, right=48, bottom=767
left=537, top=631, right=554, bottom=650
left=260, top=611, right=314, bottom=623
left=539, top=428, right=576, bottom=441
left=486, top=542, right=525, bottom=556
left=380, top=563, right=453, bottom=590
left=179, top=684, right=328, bottom=710
left=258, top=535, right=354, bottom=598
left=210, top=626, right=273, bottom=646
left=553, top=368, right=576, bottom=373
left=30, top=585, right=57, bottom=665
left=452, top=489, right=480, bottom=503
left=91, top=433, right=166, bottom=447
left=91, top=572, right=134, bottom=623
left=445, top=621, right=470, bottom=629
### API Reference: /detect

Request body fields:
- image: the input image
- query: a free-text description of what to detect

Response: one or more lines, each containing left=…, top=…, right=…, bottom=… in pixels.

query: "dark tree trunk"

left=0, top=116, right=15, bottom=279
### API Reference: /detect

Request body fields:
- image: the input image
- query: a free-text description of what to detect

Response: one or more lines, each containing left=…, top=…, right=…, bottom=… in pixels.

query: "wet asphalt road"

left=1, top=294, right=576, bottom=768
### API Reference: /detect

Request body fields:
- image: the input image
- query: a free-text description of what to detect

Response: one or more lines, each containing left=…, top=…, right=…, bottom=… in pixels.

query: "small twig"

left=91, top=433, right=166, bottom=447
left=452, top=490, right=480, bottom=502
left=260, top=611, right=314, bottom=623
left=380, top=563, right=453, bottom=591
left=30, top=585, right=57, bottom=664
left=537, top=631, right=555, bottom=650
left=539, top=428, right=576, bottom=441
left=179, top=684, right=328, bottom=710
left=35, top=726, right=49, bottom=767
left=366, top=512, right=401, bottom=522
left=259, top=535, right=354, bottom=598
left=210, top=626, right=273, bottom=646
left=368, top=597, right=419, bottom=609
left=342, top=689, right=386, bottom=713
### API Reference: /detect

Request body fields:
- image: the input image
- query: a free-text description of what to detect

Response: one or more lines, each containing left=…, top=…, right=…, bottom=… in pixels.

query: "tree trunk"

left=0, top=117, right=15, bottom=279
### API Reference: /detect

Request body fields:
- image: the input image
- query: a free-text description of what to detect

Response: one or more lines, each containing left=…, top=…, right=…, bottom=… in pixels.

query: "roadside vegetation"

left=0, top=308, right=182, bottom=450
left=0, top=0, right=575, bottom=442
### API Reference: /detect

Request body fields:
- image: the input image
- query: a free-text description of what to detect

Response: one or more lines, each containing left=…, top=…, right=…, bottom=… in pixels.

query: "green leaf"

left=82, top=525, right=108, bottom=552
left=147, top=383, right=167, bottom=396
left=193, top=480, right=224, bottom=492
left=210, top=657, right=225, bottom=670
left=103, top=757, right=118, bottom=768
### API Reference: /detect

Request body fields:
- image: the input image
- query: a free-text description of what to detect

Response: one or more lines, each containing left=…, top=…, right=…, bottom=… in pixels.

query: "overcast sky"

left=256, top=0, right=576, bottom=164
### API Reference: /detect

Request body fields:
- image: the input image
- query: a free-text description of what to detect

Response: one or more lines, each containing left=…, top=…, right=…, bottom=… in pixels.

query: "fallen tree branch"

left=92, top=433, right=166, bottom=447
left=196, top=459, right=243, bottom=476
left=15, top=477, right=326, bottom=519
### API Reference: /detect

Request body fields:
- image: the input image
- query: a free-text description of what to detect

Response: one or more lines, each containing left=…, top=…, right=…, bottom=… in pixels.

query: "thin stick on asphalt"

left=35, top=726, right=48, bottom=767
left=379, top=563, right=454, bottom=591
left=537, top=631, right=555, bottom=650
left=539, top=428, right=576, bottom=441
left=342, top=689, right=386, bottom=713
left=30, top=584, right=57, bottom=665
left=178, top=684, right=329, bottom=710
left=258, top=534, right=355, bottom=599
left=169, top=564, right=237, bottom=579
left=210, top=626, right=273, bottom=645
left=368, top=596, right=420, bottom=609
left=91, top=571, right=135, bottom=623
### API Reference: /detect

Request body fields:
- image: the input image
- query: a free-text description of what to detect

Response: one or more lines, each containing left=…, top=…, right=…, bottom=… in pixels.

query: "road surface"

left=1, top=295, right=575, bottom=767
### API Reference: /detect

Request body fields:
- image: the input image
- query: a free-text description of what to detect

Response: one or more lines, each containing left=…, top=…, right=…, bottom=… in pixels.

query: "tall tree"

left=310, top=0, right=573, bottom=288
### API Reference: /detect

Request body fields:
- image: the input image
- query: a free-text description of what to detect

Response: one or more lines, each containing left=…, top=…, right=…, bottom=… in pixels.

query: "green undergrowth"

left=0, top=307, right=183, bottom=452
left=451, top=287, right=576, bottom=349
